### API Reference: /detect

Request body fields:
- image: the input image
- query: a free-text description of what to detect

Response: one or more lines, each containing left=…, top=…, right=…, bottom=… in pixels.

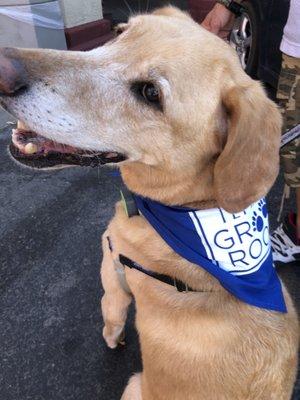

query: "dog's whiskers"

left=122, top=0, right=133, bottom=16
left=117, top=7, right=130, bottom=19
left=145, top=0, right=150, bottom=13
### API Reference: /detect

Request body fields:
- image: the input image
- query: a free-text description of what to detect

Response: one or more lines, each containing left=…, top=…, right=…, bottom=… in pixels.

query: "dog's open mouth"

left=9, top=123, right=127, bottom=169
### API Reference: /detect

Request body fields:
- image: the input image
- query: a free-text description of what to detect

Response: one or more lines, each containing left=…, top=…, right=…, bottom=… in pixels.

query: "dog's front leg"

left=121, top=373, right=142, bottom=400
left=100, top=231, right=132, bottom=349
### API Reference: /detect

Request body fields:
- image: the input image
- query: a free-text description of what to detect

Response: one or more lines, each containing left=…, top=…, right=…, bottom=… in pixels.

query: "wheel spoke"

left=240, top=15, right=250, bottom=40
left=231, top=29, right=240, bottom=45
left=229, top=13, right=252, bottom=71
left=240, top=51, right=247, bottom=69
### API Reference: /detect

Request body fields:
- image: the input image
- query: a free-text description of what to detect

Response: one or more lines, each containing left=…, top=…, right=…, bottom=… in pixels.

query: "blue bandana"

left=134, top=195, right=286, bottom=313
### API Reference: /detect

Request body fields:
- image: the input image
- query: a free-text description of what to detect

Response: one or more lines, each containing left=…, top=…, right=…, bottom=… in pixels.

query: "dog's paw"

left=103, top=326, right=125, bottom=349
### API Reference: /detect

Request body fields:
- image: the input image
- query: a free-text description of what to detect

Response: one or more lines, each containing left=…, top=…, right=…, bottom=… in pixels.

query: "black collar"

left=119, top=254, right=198, bottom=293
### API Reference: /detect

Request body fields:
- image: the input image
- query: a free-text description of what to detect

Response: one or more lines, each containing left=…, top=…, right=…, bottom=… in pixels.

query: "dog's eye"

left=141, top=83, right=160, bottom=103
left=131, top=81, right=162, bottom=111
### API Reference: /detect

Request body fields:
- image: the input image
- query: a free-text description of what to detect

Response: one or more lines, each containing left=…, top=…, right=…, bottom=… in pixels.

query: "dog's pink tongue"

left=41, top=140, right=77, bottom=154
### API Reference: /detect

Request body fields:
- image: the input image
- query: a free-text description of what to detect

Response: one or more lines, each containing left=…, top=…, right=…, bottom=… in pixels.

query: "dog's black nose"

left=0, top=48, right=27, bottom=95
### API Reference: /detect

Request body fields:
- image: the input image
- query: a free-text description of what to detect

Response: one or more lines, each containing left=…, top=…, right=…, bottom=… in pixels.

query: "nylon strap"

left=119, top=254, right=198, bottom=293
left=281, top=124, right=300, bottom=148
left=120, top=187, right=139, bottom=218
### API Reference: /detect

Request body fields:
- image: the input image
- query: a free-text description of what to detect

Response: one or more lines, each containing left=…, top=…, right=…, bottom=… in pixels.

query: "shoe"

left=271, top=213, right=300, bottom=263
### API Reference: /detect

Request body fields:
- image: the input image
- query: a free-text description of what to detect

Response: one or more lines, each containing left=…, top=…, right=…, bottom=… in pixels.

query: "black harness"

left=118, top=253, right=197, bottom=293
left=109, top=187, right=199, bottom=293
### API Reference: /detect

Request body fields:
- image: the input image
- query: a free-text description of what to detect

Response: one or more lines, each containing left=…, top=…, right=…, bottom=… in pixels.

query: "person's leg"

left=297, top=187, right=300, bottom=239
left=271, top=54, right=300, bottom=263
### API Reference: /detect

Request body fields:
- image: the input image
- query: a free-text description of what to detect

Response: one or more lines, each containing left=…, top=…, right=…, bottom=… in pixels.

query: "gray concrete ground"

left=0, top=109, right=15, bottom=130
left=0, top=121, right=299, bottom=400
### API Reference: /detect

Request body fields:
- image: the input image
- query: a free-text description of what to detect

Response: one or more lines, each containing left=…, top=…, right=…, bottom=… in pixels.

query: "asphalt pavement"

left=0, top=123, right=299, bottom=400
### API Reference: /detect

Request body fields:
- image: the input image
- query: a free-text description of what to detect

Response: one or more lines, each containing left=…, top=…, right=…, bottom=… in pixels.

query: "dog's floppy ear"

left=152, top=6, right=191, bottom=21
left=214, top=80, right=282, bottom=213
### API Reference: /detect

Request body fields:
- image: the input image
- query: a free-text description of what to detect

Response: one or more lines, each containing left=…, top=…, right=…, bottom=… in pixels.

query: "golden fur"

left=0, top=6, right=298, bottom=399
left=100, top=7, right=299, bottom=400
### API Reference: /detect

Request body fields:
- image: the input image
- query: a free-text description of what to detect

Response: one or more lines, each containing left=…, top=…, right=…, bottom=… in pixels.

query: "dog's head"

left=0, top=6, right=281, bottom=212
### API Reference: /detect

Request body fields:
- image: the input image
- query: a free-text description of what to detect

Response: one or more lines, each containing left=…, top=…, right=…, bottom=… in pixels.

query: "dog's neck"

left=112, top=201, right=222, bottom=294
left=118, top=162, right=225, bottom=294
left=121, top=161, right=217, bottom=210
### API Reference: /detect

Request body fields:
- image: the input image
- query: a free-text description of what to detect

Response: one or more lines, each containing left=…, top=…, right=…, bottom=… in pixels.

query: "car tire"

left=229, top=1, right=260, bottom=78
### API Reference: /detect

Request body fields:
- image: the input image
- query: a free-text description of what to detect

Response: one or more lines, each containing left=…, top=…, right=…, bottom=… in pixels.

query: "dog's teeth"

left=24, top=143, right=38, bottom=154
left=106, top=152, right=118, bottom=158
